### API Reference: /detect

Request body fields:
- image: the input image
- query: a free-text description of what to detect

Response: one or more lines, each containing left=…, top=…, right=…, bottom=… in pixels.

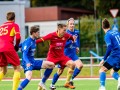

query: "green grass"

left=0, top=79, right=118, bottom=90
left=4, top=66, right=113, bottom=78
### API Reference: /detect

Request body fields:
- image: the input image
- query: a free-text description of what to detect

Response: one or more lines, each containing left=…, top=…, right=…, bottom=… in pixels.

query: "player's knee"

left=57, top=69, right=63, bottom=75
left=77, top=64, right=83, bottom=70
left=71, top=62, right=75, bottom=69
left=110, top=69, right=114, bottom=76
left=99, top=68, right=105, bottom=73
left=26, top=74, right=32, bottom=81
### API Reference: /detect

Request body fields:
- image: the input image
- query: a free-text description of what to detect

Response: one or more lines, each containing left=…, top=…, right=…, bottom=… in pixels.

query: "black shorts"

left=103, top=62, right=112, bottom=70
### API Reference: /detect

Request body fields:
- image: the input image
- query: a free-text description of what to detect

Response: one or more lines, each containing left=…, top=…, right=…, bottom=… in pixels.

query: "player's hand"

left=25, top=63, right=32, bottom=71
left=76, top=47, right=79, bottom=54
left=14, top=45, right=19, bottom=51
left=99, top=59, right=104, bottom=66
left=73, top=35, right=77, bottom=42
left=26, top=63, right=31, bottom=67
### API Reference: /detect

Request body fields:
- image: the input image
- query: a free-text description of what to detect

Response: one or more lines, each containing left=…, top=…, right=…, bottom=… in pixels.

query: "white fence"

left=8, top=56, right=103, bottom=77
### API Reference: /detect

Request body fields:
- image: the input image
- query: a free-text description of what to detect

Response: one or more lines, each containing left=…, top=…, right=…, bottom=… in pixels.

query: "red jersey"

left=0, top=21, right=21, bottom=52
left=36, top=32, right=74, bottom=57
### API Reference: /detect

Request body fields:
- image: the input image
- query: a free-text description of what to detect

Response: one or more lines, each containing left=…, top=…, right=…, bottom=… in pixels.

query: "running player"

left=0, top=12, right=21, bottom=90
left=50, top=18, right=83, bottom=89
left=99, top=18, right=120, bottom=90
left=17, top=26, right=55, bottom=90
left=36, top=24, right=75, bottom=90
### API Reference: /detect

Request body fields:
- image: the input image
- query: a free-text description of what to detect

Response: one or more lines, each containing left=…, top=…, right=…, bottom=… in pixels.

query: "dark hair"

left=30, top=26, right=39, bottom=35
left=102, top=18, right=110, bottom=29
left=57, top=23, right=66, bottom=29
left=6, top=12, right=15, bottom=20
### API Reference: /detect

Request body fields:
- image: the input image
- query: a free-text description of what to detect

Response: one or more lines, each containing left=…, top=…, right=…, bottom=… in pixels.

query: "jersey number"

left=0, top=26, right=8, bottom=36
left=115, top=35, right=120, bottom=45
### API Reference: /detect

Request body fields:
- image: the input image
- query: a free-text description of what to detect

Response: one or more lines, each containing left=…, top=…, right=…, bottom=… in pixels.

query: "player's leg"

left=51, top=68, right=64, bottom=89
left=99, top=58, right=113, bottom=90
left=34, top=60, right=54, bottom=90
left=18, top=71, right=32, bottom=90
left=13, top=65, right=21, bottom=90
left=0, top=66, right=7, bottom=81
left=5, top=50, right=21, bottom=90
left=41, top=61, right=55, bottom=69
left=38, top=69, right=53, bottom=90
left=71, top=59, right=83, bottom=81
left=64, top=60, right=75, bottom=89
left=110, top=68, right=119, bottom=80
left=0, top=52, right=8, bottom=81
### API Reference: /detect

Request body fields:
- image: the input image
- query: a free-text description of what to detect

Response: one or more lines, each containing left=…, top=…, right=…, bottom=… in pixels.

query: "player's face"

left=68, top=20, right=75, bottom=31
left=34, top=31, right=40, bottom=39
left=59, top=27, right=66, bottom=37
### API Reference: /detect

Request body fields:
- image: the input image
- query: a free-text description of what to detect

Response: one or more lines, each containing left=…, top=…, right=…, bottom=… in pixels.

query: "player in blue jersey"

left=99, top=18, right=120, bottom=90
left=17, top=26, right=55, bottom=90
left=50, top=18, right=83, bottom=89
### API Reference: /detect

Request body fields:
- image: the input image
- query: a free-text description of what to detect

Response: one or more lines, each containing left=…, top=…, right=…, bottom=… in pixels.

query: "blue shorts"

left=22, top=60, right=43, bottom=73
left=106, top=55, right=120, bottom=69
left=66, top=54, right=79, bottom=61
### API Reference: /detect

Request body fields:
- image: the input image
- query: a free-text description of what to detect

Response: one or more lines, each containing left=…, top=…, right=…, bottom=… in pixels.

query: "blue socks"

left=100, top=72, right=106, bottom=86
left=112, top=72, right=119, bottom=80
left=72, top=68, right=80, bottom=80
left=52, top=73, right=60, bottom=85
left=18, top=78, right=30, bottom=90
left=42, top=69, right=53, bottom=83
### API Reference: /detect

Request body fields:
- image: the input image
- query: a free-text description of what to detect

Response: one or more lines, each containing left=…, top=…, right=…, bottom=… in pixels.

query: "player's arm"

left=14, top=24, right=21, bottom=51
left=22, top=42, right=31, bottom=64
left=103, top=35, right=112, bottom=60
left=36, top=33, right=52, bottom=44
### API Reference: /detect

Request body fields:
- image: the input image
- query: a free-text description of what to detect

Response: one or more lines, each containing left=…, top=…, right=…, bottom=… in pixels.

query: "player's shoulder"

left=12, top=22, right=19, bottom=27
left=65, top=32, right=71, bottom=37
left=23, top=37, right=33, bottom=45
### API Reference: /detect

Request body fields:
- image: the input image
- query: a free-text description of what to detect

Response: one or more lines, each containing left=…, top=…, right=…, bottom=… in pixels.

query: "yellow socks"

left=12, top=71, right=20, bottom=90
left=65, top=68, right=73, bottom=83
left=0, top=72, right=4, bottom=81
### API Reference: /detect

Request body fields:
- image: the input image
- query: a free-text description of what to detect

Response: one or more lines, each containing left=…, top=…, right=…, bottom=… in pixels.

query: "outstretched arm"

left=36, top=33, right=52, bottom=44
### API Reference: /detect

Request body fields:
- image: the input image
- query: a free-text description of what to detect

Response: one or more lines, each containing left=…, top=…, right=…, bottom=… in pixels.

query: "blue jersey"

left=64, top=29, right=80, bottom=60
left=21, top=37, right=36, bottom=66
left=104, top=30, right=120, bottom=60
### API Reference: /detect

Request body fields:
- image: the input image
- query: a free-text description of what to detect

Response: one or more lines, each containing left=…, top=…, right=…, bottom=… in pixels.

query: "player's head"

left=66, top=18, right=75, bottom=31
left=102, top=18, right=110, bottom=32
left=6, top=12, right=15, bottom=21
left=30, top=26, right=40, bottom=39
left=57, top=23, right=67, bottom=37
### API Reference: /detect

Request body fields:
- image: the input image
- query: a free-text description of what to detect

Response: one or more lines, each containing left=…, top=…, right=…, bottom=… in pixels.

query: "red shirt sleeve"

left=68, top=34, right=74, bottom=41
left=36, top=33, right=52, bottom=44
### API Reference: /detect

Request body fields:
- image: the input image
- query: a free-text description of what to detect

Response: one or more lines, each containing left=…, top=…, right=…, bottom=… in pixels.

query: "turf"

left=0, top=79, right=117, bottom=90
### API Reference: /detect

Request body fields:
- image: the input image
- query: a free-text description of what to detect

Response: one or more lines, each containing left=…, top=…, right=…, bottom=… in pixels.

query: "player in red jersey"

left=36, top=24, right=75, bottom=90
left=0, top=12, right=21, bottom=90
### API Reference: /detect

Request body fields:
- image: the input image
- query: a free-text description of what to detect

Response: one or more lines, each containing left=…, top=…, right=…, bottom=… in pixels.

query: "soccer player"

left=50, top=18, right=83, bottom=89
left=17, top=26, right=55, bottom=90
left=0, top=12, right=21, bottom=90
left=36, top=24, right=75, bottom=90
left=99, top=18, right=120, bottom=90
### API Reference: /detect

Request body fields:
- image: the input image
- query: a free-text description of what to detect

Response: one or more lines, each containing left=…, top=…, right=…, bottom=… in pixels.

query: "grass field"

left=0, top=79, right=118, bottom=90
